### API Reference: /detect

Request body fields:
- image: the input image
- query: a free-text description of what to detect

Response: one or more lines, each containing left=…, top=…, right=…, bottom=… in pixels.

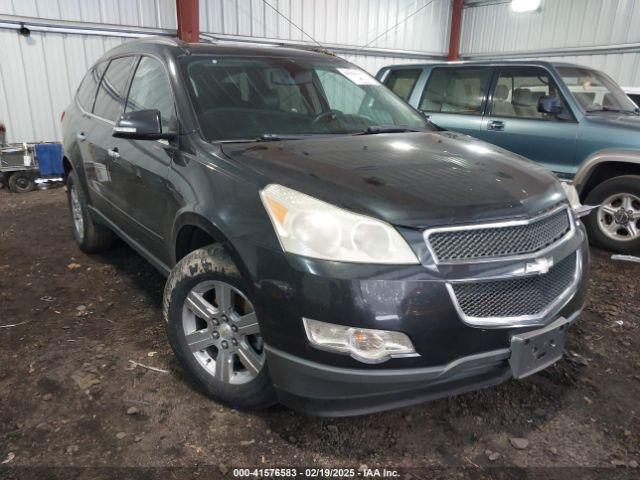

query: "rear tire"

left=66, top=170, right=114, bottom=253
left=584, top=175, right=640, bottom=254
left=8, top=171, right=36, bottom=193
left=163, top=244, right=276, bottom=410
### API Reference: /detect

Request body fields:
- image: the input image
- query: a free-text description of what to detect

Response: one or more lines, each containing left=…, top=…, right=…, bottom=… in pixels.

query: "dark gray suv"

left=61, top=37, right=589, bottom=416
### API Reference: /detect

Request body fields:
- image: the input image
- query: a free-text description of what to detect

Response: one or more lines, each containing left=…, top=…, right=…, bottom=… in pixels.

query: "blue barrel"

left=35, top=143, right=63, bottom=176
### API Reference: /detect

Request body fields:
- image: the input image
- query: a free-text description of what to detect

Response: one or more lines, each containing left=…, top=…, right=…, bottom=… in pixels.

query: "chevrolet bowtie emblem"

left=524, top=257, right=554, bottom=275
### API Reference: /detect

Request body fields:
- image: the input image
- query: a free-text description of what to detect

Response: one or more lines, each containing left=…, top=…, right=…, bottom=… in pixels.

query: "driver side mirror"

left=113, top=109, right=175, bottom=140
left=537, top=95, right=563, bottom=115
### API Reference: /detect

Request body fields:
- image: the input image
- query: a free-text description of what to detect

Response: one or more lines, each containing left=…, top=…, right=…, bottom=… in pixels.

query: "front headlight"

left=260, top=184, right=419, bottom=264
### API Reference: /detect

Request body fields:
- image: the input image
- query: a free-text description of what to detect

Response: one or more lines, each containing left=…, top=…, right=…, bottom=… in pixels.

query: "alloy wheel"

left=181, top=280, right=264, bottom=385
left=596, top=193, right=640, bottom=242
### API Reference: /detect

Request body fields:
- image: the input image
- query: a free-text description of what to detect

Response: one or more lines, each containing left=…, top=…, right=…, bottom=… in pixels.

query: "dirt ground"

left=1, top=187, right=639, bottom=478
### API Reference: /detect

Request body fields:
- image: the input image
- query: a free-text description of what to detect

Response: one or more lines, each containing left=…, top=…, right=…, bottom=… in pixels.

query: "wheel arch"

left=172, top=212, right=255, bottom=293
left=575, top=149, right=640, bottom=200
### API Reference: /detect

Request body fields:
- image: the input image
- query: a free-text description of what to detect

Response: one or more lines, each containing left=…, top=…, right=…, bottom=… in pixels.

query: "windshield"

left=556, top=66, right=638, bottom=114
left=180, top=55, right=429, bottom=141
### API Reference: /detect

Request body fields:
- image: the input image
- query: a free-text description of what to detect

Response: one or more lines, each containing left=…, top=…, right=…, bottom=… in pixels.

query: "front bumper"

left=231, top=221, right=589, bottom=415
left=266, top=310, right=580, bottom=416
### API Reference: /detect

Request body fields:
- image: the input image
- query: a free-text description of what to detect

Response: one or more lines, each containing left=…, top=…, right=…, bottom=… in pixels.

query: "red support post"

left=176, top=0, right=199, bottom=43
left=448, top=0, right=463, bottom=61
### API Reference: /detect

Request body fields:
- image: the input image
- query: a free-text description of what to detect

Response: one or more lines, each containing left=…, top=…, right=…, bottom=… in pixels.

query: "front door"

left=113, top=55, right=179, bottom=262
left=477, top=66, right=578, bottom=176
left=417, top=66, right=494, bottom=137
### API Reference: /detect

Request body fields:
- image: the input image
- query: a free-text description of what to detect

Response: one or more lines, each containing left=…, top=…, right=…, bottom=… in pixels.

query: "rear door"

left=74, top=63, right=105, bottom=210
left=417, top=66, right=493, bottom=136
left=477, top=65, right=578, bottom=175
left=88, top=55, right=137, bottom=220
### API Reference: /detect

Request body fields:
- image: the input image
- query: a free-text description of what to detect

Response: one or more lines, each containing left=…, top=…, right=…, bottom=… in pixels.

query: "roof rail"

left=198, top=33, right=335, bottom=55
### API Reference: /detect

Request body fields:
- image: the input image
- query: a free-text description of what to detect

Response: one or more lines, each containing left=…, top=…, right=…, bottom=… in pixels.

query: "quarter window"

left=383, top=68, right=422, bottom=101
left=491, top=67, right=567, bottom=120
left=76, top=63, right=104, bottom=112
left=419, top=67, right=491, bottom=115
left=126, top=56, right=176, bottom=129
left=93, top=56, right=136, bottom=122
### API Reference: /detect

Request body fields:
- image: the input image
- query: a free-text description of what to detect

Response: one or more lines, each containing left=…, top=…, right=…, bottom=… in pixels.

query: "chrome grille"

left=426, top=206, right=571, bottom=263
left=450, top=253, right=578, bottom=321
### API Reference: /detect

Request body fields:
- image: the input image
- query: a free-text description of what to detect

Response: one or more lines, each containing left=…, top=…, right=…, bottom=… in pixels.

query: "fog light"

left=302, top=318, right=416, bottom=363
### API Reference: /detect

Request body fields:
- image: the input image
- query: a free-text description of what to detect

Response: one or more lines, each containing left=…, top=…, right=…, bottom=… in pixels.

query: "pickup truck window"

left=490, top=66, right=567, bottom=120
left=419, top=67, right=491, bottom=115
left=383, top=68, right=422, bottom=101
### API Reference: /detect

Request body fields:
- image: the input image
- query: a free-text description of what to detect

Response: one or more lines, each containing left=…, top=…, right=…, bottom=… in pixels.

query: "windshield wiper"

left=217, top=134, right=318, bottom=143
left=353, top=125, right=424, bottom=135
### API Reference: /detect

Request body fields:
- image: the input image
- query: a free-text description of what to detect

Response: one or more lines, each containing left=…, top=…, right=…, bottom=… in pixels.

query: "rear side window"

left=628, top=94, right=640, bottom=106
left=93, top=56, right=136, bottom=122
left=419, top=67, right=492, bottom=115
left=383, top=68, right=422, bottom=101
left=76, top=62, right=106, bottom=112
left=126, top=56, right=176, bottom=129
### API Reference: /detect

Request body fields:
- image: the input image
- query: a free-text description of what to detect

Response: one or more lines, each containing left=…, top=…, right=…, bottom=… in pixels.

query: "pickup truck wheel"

left=163, top=245, right=276, bottom=410
left=8, top=172, right=36, bottom=193
left=66, top=170, right=114, bottom=253
left=584, top=175, right=640, bottom=254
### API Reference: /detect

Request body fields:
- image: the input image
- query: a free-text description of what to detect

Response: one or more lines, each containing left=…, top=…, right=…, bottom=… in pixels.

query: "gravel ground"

left=0, top=187, right=639, bottom=479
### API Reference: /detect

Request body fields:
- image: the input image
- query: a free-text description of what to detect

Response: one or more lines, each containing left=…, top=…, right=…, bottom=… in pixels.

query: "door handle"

left=77, top=132, right=86, bottom=142
left=107, top=148, right=120, bottom=160
left=488, top=120, right=505, bottom=131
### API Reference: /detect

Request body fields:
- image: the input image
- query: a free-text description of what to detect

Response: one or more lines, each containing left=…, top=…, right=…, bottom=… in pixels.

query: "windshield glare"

left=180, top=56, right=429, bottom=141
left=556, top=66, right=637, bottom=113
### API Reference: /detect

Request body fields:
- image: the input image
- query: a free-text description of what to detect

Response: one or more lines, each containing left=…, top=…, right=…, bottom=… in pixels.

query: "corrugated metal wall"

left=0, top=0, right=452, bottom=143
left=460, top=0, right=640, bottom=87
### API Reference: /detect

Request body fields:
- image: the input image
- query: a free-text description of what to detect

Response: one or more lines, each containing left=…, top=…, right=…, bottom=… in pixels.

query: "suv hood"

left=221, top=131, right=565, bottom=228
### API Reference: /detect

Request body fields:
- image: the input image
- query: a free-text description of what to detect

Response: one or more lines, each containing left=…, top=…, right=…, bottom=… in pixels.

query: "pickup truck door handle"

left=488, top=120, right=505, bottom=131
left=77, top=132, right=86, bottom=141
left=107, top=147, right=120, bottom=160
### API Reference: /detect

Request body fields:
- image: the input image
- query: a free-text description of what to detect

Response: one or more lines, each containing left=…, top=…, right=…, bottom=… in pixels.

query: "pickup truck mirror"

left=537, top=95, right=563, bottom=115
left=112, top=110, right=175, bottom=140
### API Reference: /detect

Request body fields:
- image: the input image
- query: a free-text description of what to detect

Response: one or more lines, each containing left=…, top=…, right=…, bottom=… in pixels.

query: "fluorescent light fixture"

left=511, top=0, right=542, bottom=13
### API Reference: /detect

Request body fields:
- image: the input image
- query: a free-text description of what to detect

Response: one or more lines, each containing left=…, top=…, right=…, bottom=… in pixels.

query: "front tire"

left=584, top=175, right=640, bottom=254
left=163, top=245, right=276, bottom=410
left=66, top=170, right=114, bottom=253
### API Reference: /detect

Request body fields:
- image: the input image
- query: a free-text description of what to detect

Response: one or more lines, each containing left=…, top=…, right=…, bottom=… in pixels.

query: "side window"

left=419, top=67, right=491, bottom=115
left=93, top=56, right=136, bottom=122
left=383, top=68, right=422, bottom=101
left=76, top=63, right=104, bottom=112
left=126, top=56, right=177, bottom=129
left=491, top=67, right=568, bottom=120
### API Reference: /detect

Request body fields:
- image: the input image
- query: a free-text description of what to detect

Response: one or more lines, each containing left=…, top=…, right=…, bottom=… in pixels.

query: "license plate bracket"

left=509, top=316, right=572, bottom=379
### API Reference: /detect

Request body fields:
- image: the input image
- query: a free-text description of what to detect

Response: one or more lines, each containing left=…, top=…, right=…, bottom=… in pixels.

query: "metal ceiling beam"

left=176, top=0, right=199, bottom=43
left=448, top=0, right=464, bottom=60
